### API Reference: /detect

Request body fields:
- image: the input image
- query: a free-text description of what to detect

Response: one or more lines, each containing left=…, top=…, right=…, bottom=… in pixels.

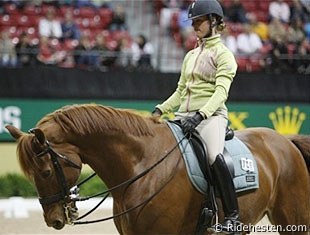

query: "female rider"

left=152, top=0, right=241, bottom=233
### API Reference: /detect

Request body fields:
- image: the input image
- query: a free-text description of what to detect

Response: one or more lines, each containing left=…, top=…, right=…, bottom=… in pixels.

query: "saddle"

left=190, top=126, right=235, bottom=182
left=170, top=120, right=235, bottom=182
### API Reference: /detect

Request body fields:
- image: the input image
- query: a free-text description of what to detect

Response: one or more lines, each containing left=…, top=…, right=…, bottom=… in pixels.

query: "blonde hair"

left=215, top=15, right=226, bottom=33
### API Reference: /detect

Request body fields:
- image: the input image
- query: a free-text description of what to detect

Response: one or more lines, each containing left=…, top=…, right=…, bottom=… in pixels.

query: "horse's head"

left=5, top=125, right=82, bottom=230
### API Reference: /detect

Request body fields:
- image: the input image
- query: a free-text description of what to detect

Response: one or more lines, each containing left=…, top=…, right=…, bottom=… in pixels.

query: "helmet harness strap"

left=203, top=14, right=216, bottom=38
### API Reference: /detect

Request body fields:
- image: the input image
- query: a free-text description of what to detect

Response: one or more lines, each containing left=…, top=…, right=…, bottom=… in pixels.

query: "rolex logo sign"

left=269, top=106, right=306, bottom=135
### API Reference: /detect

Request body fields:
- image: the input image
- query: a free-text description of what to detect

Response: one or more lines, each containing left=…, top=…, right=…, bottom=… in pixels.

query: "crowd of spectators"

left=156, top=0, right=310, bottom=74
left=0, top=0, right=154, bottom=71
left=1, top=0, right=310, bottom=74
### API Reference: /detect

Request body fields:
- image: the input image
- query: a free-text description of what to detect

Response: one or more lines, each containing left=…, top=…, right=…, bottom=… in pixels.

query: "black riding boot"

left=212, top=154, right=241, bottom=234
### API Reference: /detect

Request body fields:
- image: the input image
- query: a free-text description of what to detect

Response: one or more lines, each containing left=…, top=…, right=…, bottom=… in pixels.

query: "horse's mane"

left=37, top=104, right=155, bottom=137
left=16, top=104, right=155, bottom=178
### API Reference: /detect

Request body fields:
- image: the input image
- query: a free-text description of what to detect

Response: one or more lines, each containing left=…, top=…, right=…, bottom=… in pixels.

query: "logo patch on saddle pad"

left=167, top=122, right=259, bottom=194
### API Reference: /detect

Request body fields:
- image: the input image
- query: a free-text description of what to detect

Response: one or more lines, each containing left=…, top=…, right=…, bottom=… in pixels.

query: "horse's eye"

left=41, top=169, right=52, bottom=178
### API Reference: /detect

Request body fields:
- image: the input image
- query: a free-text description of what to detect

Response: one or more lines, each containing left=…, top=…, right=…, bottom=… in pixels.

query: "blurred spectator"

left=268, top=0, right=290, bottom=23
left=268, top=18, right=287, bottom=43
left=305, top=21, right=310, bottom=40
left=0, top=30, right=17, bottom=68
left=91, top=0, right=112, bottom=9
left=74, top=0, right=95, bottom=8
left=236, top=24, right=263, bottom=55
left=131, top=34, right=154, bottom=70
left=61, top=11, right=81, bottom=41
left=290, top=0, right=309, bottom=22
left=92, top=34, right=117, bottom=71
left=15, top=32, right=37, bottom=67
left=37, top=36, right=65, bottom=65
left=299, top=0, right=310, bottom=17
left=226, top=0, right=248, bottom=23
left=178, top=1, right=194, bottom=50
left=116, top=37, right=133, bottom=68
left=248, top=13, right=269, bottom=42
left=41, top=0, right=60, bottom=8
left=265, top=35, right=289, bottom=73
left=0, top=1, right=4, bottom=14
left=217, top=0, right=227, bottom=17
left=287, top=17, right=305, bottom=45
left=74, top=34, right=97, bottom=69
left=109, top=3, right=127, bottom=31
left=222, top=28, right=237, bottom=54
left=159, top=0, right=179, bottom=35
left=295, top=38, right=310, bottom=74
left=38, top=7, right=63, bottom=39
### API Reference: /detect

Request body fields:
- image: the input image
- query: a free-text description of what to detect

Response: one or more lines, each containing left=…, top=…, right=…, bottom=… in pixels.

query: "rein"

left=73, top=135, right=187, bottom=224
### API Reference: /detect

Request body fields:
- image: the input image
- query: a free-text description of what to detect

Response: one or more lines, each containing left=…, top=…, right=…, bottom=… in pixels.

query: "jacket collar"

left=198, top=34, right=221, bottom=48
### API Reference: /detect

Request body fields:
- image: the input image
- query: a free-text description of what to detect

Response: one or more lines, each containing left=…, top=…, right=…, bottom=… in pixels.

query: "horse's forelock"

left=42, top=104, right=154, bottom=137
left=17, top=134, right=39, bottom=179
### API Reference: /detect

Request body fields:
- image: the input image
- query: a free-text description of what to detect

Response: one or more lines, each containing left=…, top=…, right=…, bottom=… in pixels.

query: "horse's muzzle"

left=52, top=218, right=65, bottom=230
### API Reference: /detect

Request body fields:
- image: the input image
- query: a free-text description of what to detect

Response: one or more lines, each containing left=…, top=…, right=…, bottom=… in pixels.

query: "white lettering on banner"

left=0, top=106, right=21, bottom=133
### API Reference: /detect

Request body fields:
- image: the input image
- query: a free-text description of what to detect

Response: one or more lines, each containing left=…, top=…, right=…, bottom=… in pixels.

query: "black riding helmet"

left=188, top=0, right=224, bottom=20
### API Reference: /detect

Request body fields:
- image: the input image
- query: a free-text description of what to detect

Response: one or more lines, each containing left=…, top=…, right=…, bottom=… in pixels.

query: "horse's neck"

left=78, top=133, right=149, bottom=192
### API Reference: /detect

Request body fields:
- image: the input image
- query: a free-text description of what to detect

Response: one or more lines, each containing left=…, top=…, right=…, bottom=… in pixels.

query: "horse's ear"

left=5, top=125, right=23, bottom=140
left=30, top=128, right=46, bottom=145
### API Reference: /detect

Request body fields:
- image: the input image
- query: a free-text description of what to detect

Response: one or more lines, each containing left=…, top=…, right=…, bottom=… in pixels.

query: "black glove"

left=181, top=112, right=204, bottom=135
left=152, top=108, right=162, bottom=117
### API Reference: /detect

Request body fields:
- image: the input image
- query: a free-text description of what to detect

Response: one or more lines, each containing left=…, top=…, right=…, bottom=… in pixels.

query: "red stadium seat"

left=17, top=15, right=35, bottom=27
left=89, top=15, right=103, bottom=29
left=23, top=4, right=41, bottom=15
left=0, top=15, right=13, bottom=26
left=63, top=39, right=79, bottom=51
left=59, top=5, right=74, bottom=15
left=254, top=11, right=268, bottom=23
left=77, top=7, right=96, bottom=18
left=111, top=30, right=131, bottom=42
left=7, top=26, right=19, bottom=37
left=40, top=5, right=58, bottom=16
left=98, top=8, right=113, bottom=23
left=242, top=1, right=257, bottom=12
left=236, top=56, right=250, bottom=72
left=4, top=3, right=19, bottom=15
left=259, top=1, right=271, bottom=11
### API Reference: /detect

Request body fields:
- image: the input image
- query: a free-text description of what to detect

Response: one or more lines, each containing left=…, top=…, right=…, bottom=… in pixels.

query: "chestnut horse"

left=6, top=104, right=310, bottom=234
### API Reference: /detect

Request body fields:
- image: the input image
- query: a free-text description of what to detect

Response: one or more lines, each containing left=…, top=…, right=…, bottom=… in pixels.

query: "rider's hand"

left=181, top=112, right=204, bottom=135
left=152, top=108, right=162, bottom=117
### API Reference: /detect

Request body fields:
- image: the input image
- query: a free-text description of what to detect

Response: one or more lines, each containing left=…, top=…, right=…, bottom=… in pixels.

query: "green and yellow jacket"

left=156, top=34, right=237, bottom=118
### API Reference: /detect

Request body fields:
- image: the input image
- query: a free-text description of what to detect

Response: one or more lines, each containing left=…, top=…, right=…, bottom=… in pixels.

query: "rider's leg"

left=197, top=112, right=240, bottom=233
left=212, top=153, right=240, bottom=232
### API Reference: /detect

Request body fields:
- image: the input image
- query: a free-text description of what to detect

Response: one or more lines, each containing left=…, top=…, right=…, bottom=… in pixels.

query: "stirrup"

left=207, top=219, right=242, bottom=235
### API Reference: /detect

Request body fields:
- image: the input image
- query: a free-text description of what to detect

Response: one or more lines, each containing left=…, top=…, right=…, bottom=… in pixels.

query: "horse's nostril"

left=52, top=219, right=65, bottom=230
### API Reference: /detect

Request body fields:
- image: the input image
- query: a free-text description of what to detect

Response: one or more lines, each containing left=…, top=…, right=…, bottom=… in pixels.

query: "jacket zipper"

left=186, top=45, right=204, bottom=112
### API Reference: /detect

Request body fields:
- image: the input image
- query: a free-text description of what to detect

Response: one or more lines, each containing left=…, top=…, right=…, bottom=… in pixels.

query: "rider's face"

left=192, top=16, right=210, bottom=39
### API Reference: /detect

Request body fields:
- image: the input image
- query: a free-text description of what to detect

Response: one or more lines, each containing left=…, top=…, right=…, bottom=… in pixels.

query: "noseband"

left=28, top=129, right=81, bottom=206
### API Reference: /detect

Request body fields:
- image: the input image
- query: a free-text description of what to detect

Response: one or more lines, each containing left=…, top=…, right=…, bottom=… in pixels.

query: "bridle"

left=28, top=129, right=81, bottom=206
left=28, top=128, right=186, bottom=225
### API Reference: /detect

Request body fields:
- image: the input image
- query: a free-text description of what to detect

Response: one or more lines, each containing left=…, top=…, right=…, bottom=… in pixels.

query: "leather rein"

left=28, top=128, right=186, bottom=225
